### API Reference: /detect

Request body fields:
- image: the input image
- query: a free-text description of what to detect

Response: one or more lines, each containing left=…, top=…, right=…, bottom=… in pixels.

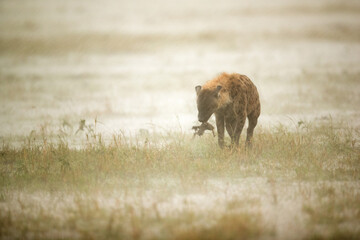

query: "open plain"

left=1, top=0, right=360, bottom=239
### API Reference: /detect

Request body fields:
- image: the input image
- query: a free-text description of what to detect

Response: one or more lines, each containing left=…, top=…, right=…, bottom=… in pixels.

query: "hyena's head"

left=195, top=85, right=222, bottom=122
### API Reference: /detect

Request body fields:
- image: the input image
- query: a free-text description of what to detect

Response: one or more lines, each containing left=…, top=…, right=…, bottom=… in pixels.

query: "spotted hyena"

left=195, top=73, right=261, bottom=148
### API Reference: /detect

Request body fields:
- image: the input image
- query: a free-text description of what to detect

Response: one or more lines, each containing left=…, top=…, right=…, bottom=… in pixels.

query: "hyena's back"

left=204, top=73, right=260, bottom=117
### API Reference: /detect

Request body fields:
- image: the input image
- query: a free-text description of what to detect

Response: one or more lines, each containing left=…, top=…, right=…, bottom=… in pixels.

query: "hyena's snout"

left=198, top=112, right=211, bottom=123
left=198, top=117, right=206, bottom=123
left=197, top=113, right=205, bottom=122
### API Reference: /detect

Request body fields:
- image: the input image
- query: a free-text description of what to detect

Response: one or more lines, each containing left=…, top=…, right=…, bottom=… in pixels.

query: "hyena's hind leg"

left=225, top=116, right=236, bottom=144
left=246, top=111, right=259, bottom=148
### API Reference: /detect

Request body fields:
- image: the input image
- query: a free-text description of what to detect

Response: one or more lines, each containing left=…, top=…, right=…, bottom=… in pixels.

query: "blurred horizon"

left=1, top=0, right=360, bottom=140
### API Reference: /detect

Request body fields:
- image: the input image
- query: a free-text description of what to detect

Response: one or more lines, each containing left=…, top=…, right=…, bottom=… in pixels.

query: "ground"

left=0, top=0, right=360, bottom=239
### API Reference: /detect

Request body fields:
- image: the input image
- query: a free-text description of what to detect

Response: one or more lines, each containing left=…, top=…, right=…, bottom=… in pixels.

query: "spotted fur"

left=195, top=73, right=261, bottom=148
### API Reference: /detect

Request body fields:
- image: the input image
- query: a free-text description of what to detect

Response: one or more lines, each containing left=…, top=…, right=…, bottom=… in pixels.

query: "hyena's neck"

left=218, top=90, right=231, bottom=108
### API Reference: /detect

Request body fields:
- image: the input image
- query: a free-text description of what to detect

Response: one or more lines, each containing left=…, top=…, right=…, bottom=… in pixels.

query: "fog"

left=1, top=0, right=359, bottom=140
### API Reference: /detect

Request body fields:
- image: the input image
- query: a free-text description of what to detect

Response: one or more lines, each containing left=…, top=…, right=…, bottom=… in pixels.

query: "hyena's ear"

left=195, top=85, right=202, bottom=95
left=215, top=85, right=222, bottom=97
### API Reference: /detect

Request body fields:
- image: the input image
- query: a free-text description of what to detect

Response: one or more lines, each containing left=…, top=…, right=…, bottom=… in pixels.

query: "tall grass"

left=0, top=120, right=359, bottom=239
left=0, top=120, right=359, bottom=191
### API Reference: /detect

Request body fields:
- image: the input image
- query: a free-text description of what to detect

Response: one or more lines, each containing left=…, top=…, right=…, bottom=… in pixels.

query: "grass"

left=303, top=183, right=360, bottom=239
left=1, top=120, right=358, bottom=191
left=0, top=120, right=359, bottom=239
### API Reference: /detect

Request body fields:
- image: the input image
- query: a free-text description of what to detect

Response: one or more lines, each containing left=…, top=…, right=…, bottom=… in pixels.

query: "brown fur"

left=195, top=73, right=261, bottom=148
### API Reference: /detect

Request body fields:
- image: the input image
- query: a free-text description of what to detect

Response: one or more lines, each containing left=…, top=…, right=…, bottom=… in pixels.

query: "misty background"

left=1, top=0, right=360, bottom=140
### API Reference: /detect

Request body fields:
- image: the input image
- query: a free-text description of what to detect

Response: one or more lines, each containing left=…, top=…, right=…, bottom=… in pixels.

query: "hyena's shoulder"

left=221, top=73, right=257, bottom=99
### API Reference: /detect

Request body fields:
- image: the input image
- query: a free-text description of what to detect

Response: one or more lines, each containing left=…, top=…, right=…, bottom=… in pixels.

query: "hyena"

left=195, top=73, right=261, bottom=148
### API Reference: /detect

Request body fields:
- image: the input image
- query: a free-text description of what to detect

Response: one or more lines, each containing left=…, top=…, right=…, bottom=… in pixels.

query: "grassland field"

left=1, top=0, right=360, bottom=239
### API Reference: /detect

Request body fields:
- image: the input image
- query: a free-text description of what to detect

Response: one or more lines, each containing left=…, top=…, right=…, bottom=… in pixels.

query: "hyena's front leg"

left=215, top=112, right=225, bottom=148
